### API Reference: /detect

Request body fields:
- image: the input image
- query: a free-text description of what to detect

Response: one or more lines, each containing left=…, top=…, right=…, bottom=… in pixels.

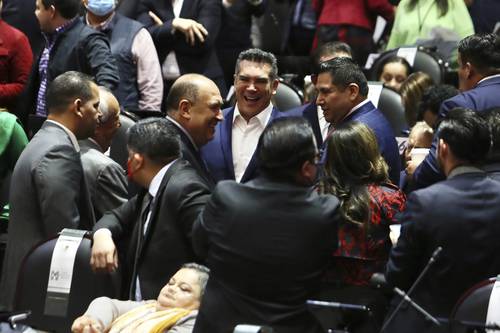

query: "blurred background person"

left=377, top=56, right=412, bottom=93
left=400, top=71, right=434, bottom=127
left=418, top=84, right=458, bottom=128
left=319, top=121, right=406, bottom=332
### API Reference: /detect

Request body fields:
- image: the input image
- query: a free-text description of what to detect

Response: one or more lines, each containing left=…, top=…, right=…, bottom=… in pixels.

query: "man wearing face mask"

left=90, top=118, right=211, bottom=301
left=83, top=0, right=163, bottom=112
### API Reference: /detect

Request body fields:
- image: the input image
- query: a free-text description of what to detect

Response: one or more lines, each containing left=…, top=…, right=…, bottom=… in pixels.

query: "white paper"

left=486, top=275, right=500, bottom=333
left=367, top=82, right=384, bottom=107
left=397, top=47, right=418, bottom=66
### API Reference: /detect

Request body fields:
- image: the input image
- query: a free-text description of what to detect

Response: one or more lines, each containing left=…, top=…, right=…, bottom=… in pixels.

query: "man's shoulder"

left=81, top=146, right=120, bottom=170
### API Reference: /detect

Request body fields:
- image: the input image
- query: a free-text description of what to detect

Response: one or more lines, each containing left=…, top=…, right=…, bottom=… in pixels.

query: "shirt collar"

left=85, top=12, right=116, bottom=31
left=148, top=158, right=177, bottom=197
left=166, top=115, right=198, bottom=151
left=45, top=119, right=80, bottom=152
left=233, top=102, right=273, bottom=127
left=43, top=17, right=78, bottom=42
left=343, top=99, right=370, bottom=121
left=447, top=165, right=484, bottom=179
left=477, top=73, right=500, bottom=85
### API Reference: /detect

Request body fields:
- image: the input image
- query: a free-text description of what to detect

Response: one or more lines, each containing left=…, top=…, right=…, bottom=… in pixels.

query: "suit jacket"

left=0, top=121, right=94, bottom=310
left=340, top=101, right=401, bottom=184
left=384, top=168, right=500, bottom=333
left=167, top=118, right=215, bottom=190
left=201, top=105, right=291, bottom=183
left=287, top=102, right=323, bottom=146
left=192, top=176, right=340, bottom=333
left=413, top=75, right=500, bottom=189
left=93, top=159, right=211, bottom=300
left=80, top=139, right=128, bottom=220
left=136, top=0, right=223, bottom=84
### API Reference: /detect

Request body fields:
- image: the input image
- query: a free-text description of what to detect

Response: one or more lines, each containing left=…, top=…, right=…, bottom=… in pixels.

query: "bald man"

left=165, top=74, right=224, bottom=189
left=80, top=87, right=128, bottom=219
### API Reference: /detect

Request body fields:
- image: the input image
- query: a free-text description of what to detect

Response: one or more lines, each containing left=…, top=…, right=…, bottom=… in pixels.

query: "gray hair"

left=98, top=86, right=114, bottom=123
left=181, top=263, right=210, bottom=298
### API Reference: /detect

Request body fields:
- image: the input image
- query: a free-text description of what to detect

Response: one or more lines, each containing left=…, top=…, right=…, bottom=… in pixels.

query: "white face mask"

left=86, top=0, right=115, bottom=16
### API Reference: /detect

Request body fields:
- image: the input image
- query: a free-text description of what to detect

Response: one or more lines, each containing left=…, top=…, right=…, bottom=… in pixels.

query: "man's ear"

left=464, top=61, right=474, bottom=79
left=179, top=99, right=191, bottom=120
left=438, top=138, right=448, bottom=159
left=348, top=83, right=360, bottom=101
left=49, top=4, right=57, bottom=19
left=74, top=99, right=83, bottom=118
left=300, top=159, right=317, bottom=185
left=271, top=78, right=279, bottom=95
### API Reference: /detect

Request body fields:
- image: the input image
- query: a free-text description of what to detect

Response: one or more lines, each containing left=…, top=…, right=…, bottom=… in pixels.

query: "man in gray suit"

left=80, top=87, right=128, bottom=220
left=0, top=71, right=101, bottom=310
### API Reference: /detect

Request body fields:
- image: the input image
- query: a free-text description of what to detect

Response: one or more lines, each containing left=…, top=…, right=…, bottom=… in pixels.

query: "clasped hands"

left=148, top=11, right=208, bottom=46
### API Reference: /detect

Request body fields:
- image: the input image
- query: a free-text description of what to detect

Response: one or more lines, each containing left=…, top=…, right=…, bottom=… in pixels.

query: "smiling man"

left=201, top=48, right=294, bottom=183
left=316, top=57, right=400, bottom=184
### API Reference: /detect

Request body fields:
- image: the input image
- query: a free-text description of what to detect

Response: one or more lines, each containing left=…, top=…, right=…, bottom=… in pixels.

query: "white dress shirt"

left=232, top=103, right=273, bottom=182
left=316, top=105, right=329, bottom=142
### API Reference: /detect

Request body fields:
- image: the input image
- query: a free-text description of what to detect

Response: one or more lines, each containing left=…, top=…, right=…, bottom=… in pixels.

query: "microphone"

left=380, top=246, right=443, bottom=332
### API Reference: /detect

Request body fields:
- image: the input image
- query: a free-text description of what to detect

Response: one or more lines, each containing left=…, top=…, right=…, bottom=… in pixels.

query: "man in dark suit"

left=0, top=71, right=100, bottom=310
left=316, top=56, right=401, bottom=183
left=80, top=87, right=128, bottom=220
left=193, top=117, right=340, bottom=333
left=384, top=108, right=500, bottom=333
left=201, top=48, right=293, bottom=183
left=165, top=74, right=224, bottom=189
left=18, top=0, right=119, bottom=125
left=136, top=0, right=226, bottom=98
left=480, top=107, right=500, bottom=180
left=287, top=41, right=353, bottom=146
left=409, top=33, right=500, bottom=189
left=90, top=118, right=211, bottom=300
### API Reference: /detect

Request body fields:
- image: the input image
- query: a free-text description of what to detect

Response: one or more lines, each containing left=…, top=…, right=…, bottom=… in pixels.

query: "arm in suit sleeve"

left=385, top=192, right=427, bottom=291
left=139, top=0, right=222, bottom=55
left=94, top=163, right=129, bottom=216
left=366, top=0, right=395, bottom=22
left=83, top=33, right=120, bottom=90
left=192, top=185, right=222, bottom=259
left=93, top=195, right=140, bottom=241
left=34, top=146, right=85, bottom=235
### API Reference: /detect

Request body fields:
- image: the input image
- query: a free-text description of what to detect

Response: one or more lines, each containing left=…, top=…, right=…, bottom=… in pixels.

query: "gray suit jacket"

left=80, top=139, right=128, bottom=220
left=0, top=121, right=95, bottom=310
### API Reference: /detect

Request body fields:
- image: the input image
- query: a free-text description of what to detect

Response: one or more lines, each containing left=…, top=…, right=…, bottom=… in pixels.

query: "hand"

left=172, top=18, right=208, bottom=46
left=71, top=315, right=104, bottom=333
left=148, top=11, right=163, bottom=26
left=90, top=230, right=118, bottom=273
left=405, top=159, right=420, bottom=179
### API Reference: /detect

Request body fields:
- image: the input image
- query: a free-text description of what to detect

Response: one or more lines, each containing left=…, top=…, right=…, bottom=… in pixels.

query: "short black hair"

left=257, top=117, right=316, bottom=182
left=127, top=118, right=180, bottom=165
left=318, top=57, right=369, bottom=96
left=418, top=84, right=458, bottom=120
left=312, top=41, right=353, bottom=69
left=436, top=108, right=490, bottom=164
left=46, top=71, right=94, bottom=114
left=458, top=33, right=500, bottom=76
left=165, top=80, right=199, bottom=114
left=480, top=108, right=500, bottom=163
left=235, top=48, right=278, bottom=81
left=41, top=0, right=82, bottom=19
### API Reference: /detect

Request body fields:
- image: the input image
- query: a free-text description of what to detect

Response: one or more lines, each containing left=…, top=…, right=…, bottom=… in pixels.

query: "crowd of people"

left=1, top=0, right=500, bottom=332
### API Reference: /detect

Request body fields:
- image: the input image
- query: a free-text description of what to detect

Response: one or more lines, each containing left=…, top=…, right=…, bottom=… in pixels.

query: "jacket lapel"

left=221, top=107, right=236, bottom=180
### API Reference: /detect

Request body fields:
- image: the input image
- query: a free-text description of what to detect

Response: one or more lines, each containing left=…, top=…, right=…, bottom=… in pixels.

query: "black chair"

left=369, top=47, right=447, bottom=85
left=14, top=232, right=121, bottom=333
left=449, top=277, right=500, bottom=333
left=368, top=83, right=408, bottom=136
left=109, top=109, right=138, bottom=171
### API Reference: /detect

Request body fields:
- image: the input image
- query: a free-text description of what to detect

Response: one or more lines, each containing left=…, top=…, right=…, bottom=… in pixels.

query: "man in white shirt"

left=202, top=48, right=293, bottom=183
left=0, top=71, right=100, bottom=310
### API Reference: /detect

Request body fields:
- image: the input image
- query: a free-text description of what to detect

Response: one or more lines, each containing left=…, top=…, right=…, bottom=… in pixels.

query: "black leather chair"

left=14, top=233, right=121, bottom=333
left=369, top=47, right=447, bottom=85
left=109, top=109, right=138, bottom=171
left=449, top=277, right=500, bottom=333
left=368, top=83, right=408, bottom=136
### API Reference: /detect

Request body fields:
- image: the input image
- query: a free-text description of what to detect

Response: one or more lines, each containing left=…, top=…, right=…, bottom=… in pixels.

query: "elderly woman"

left=71, top=263, right=209, bottom=333
left=319, top=121, right=406, bottom=332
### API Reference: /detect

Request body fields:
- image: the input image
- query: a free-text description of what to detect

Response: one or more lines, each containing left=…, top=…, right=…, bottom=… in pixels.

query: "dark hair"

left=312, top=41, right=353, bottom=71
left=257, top=117, right=316, bottom=182
left=165, top=79, right=199, bottom=114
left=46, top=71, right=94, bottom=113
left=458, top=33, right=500, bottom=76
left=181, top=263, right=210, bottom=298
left=322, top=121, right=389, bottom=228
left=400, top=72, right=434, bottom=127
left=127, top=118, right=180, bottom=165
left=318, top=57, right=369, bottom=96
left=377, top=55, right=412, bottom=81
left=479, top=108, right=500, bottom=163
left=407, top=0, right=448, bottom=17
left=436, top=108, right=490, bottom=163
left=235, top=48, right=278, bottom=81
left=418, top=84, right=458, bottom=121
left=41, top=0, right=81, bottom=19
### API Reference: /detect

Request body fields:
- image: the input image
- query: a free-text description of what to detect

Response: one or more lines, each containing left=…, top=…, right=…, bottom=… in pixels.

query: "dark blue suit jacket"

left=413, top=75, right=500, bottom=189
left=201, top=106, right=289, bottom=183
left=287, top=102, right=323, bottom=146
left=385, top=169, right=500, bottom=333
left=340, top=101, right=401, bottom=184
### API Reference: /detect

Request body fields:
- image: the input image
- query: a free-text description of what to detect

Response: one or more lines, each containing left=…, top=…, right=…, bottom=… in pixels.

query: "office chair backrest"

left=109, top=110, right=138, bottom=170
left=368, top=83, right=408, bottom=136
left=450, top=277, right=497, bottom=333
left=369, top=47, right=446, bottom=85
left=14, top=234, right=121, bottom=333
